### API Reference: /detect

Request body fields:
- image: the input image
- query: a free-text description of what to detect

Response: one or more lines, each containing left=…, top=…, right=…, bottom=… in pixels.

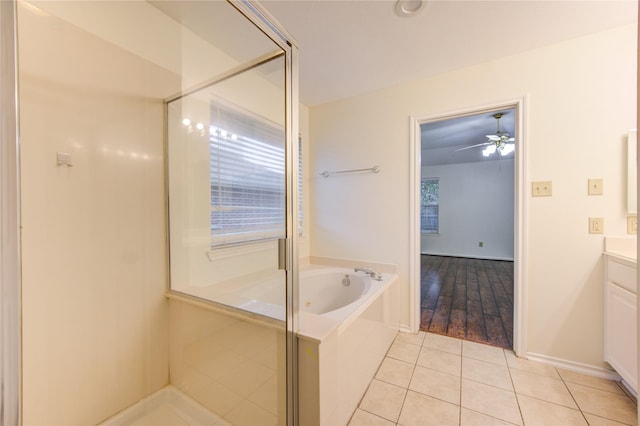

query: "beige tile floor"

left=350, top=332, right=638, bottom=426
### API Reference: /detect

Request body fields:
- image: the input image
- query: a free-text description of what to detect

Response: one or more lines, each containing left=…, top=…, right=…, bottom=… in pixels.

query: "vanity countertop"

left=604, top=237, right=637, bottom=265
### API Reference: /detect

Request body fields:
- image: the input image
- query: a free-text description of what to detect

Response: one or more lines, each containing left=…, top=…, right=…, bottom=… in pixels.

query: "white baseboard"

left=526, top=352, right=621, bottom=381
left=420, top=252, right=514, bottom=262
left=620, top=379, right=638, bottom=400
left=399, top=324, right=413, bottom=334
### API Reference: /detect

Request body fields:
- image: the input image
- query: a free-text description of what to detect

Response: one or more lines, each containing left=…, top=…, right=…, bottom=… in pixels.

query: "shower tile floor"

left=127, top=404, right=218, bottom=426
left=350, top=331, right=637, bottom=426
left=100, top=386, right=230, bottom=426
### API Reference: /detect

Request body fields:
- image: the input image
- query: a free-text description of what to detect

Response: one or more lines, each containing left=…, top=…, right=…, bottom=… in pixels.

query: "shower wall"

left=168, top=298, right=286, bottom=425
left=18, top=4, right=177, bottom=424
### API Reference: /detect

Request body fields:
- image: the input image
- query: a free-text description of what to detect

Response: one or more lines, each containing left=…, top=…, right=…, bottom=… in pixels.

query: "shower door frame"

left=0, top=0, right=300, bottom=424
left=208, top=2, right=300, bottom=423
left=0, top=0, right=22, bottom=425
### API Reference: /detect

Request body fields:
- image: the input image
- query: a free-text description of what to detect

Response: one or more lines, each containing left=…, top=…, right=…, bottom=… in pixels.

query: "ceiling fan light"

left=500, top=144, right=515, bottom=156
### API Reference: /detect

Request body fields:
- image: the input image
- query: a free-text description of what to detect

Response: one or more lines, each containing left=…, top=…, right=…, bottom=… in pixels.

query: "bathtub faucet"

left=354, top=267, right=377, bottom=278
left=354, top=266, right=384, bottom=281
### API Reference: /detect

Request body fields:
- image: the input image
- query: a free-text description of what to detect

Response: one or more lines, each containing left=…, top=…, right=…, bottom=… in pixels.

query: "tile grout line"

left=557, top=367, right=595, bottom=425
left=503, top=347, right=526, bottom=426
left=353, top=406, right=399, bottom=426
left=387, top=333, right=426, bottom=424
left=394, top=336, right=422, bottom=425
left=349, top=336, right=403, bottom=425
left=459, top=340, right=527, bottom=425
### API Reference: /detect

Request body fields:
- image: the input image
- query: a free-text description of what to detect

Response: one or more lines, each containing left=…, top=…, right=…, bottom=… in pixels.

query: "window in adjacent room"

left=421, top=178, right=439, bottom=234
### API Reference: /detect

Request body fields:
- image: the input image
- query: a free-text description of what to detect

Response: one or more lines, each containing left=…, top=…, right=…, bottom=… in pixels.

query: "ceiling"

left=261, top=0, right=636, bottom=107
left=144, top=1, right=635, bottom=165
left=260, top=0, right=635, bottom=165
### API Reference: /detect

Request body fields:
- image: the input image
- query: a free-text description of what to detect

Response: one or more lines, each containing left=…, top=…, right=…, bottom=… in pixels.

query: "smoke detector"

left=394, top=0, right=425, bottom=17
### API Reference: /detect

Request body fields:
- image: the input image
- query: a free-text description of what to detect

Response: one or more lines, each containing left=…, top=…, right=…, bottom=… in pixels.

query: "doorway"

left=409, top=100, right=527, bottom=355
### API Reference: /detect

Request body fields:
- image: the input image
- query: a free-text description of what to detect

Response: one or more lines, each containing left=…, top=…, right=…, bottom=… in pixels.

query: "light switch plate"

left=588, top=178, right=603, bottom=195
left=627, top=215, right=637, bottom=234
left=589, top=217, right=604, bottom=234
left=532, top=181, right=552, bottom=197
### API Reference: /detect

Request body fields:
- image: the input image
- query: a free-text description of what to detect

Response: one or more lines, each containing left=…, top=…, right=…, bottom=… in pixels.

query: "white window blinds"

left=209, top=102, right=286, bottom=247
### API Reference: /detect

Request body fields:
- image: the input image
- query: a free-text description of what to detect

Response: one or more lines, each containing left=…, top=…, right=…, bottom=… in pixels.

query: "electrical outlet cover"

left=532, top=181, right=552, bottom=197
left=589, top=217, right=604, bottom=234
left=627, top=215, right=637, bottom=234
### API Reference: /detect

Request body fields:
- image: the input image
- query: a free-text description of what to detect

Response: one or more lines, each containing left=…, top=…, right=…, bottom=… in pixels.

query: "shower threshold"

left=100, top=385, right=229, bottom=426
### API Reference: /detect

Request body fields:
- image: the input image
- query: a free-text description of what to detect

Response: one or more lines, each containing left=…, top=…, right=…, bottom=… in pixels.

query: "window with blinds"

left=209, top=102, right=286, bottom=248
left=421, top=178, right=439, bottom=234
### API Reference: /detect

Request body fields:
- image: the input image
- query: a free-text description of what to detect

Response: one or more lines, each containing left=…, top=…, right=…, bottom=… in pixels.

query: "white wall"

left=421, top=159, right=515, bottom=260
left=309, top=23, right=637, bottom=369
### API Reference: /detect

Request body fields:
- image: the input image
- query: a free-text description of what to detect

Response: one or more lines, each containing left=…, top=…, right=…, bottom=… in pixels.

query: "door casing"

left=409, top=97, right=528, bottom=356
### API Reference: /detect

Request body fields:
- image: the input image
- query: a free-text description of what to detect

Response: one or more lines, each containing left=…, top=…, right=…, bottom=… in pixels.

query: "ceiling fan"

left=456, top=112, right=515, bottom=157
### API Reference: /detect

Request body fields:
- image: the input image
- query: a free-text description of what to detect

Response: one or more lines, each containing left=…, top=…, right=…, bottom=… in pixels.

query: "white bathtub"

left=174, top=263, right=399, bottom=425
left=179, top=265, right=388, bottom=323
left=300, top=267, right=372, bottom=314
left=297, top=265, right=399, bottom=426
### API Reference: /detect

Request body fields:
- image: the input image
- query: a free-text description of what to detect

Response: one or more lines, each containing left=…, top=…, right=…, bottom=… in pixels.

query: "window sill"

left=207, top=239, right=278, bottom=262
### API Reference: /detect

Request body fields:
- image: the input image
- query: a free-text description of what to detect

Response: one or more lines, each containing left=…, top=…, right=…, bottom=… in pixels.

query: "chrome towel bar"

left=320, top=165, right=380, bottom=178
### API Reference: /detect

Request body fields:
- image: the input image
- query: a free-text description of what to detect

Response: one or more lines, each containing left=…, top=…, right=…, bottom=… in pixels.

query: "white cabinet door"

left=605, top=281, right=637, bottom=392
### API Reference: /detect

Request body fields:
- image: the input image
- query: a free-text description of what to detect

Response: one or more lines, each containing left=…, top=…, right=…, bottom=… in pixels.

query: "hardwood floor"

left=419, top=255, right=514, bottom=348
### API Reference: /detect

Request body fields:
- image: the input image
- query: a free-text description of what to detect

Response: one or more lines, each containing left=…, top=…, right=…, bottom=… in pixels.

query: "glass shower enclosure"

left=3, top=0, right=298, bottom=424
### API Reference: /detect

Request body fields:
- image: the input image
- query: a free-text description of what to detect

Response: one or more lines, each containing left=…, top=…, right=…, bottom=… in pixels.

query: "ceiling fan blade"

left=454, top=142, right=491, bottom=152
left=485, top=135, right=502, bottom=141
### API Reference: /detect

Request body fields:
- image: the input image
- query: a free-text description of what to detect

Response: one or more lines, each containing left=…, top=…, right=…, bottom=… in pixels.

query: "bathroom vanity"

left=604, top=237, right=637, bottom=394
